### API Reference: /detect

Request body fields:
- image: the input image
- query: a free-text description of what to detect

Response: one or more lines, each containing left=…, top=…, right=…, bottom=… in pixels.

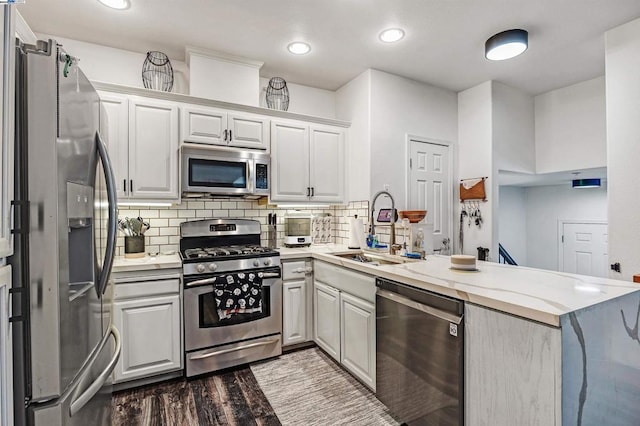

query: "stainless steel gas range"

left=180, top=219, right=282, bottom=377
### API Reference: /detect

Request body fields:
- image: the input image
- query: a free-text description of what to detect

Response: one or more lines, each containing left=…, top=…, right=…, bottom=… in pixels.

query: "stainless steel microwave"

left=182, top=147, right=270, bottom=198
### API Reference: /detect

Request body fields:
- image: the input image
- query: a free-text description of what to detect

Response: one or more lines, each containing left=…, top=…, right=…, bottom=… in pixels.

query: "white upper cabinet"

left=180, top=105, right=226, bottom=146
left=227, top=112, right=269, bottom=150
left=180, top=105, right=269, bottom=150
left=271, top=120, right=310, bottom=201
left=271, top=120, right=345, bottom=204
left=99, top=92, right=180, bottom=202
left=99, top=92, right=129, bottom=200
left=128, top=97, right=179, bottom=199
left=309, top=124, right=345, bottom=203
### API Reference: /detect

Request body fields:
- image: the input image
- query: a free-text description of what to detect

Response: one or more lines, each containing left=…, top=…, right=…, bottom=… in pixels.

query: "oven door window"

left=189, top=158, right=248, bottom=189
left=199, top=285, right=271, bottom=328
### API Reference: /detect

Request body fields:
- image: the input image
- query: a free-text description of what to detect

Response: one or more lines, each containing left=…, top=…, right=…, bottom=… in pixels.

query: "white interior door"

left=561, top=222, right=608, bottom=278
left=408, top=139, right=452, bottom=251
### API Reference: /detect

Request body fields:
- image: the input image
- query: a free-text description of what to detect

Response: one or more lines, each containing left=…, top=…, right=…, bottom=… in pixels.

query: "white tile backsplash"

left=116, top=199, right=370, bottom=256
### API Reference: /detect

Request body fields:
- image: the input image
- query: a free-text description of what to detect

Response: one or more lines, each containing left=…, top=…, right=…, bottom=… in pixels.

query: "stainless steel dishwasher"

left=376, top=277, right=464, bottom=426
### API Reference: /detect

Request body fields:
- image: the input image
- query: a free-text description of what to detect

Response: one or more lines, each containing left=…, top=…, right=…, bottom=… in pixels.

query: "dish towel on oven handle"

left=213, top=272, right=263, bottom=320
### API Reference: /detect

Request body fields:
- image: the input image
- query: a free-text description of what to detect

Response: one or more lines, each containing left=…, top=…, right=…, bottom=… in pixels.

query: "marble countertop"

left=279, top=245, right=640, bottom=326
left=112, top=253, right=182, bottom=273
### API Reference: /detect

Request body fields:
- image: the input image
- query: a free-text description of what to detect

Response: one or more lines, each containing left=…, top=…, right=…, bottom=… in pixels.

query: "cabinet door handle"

left=129, top=179, right=133, bottom=193
left=123, top=179, right=127, bottom=193
left=229, top=130, right=232, bottom=141
left=306, top=187, right=310, bottom=197
left=223, top=129, right=228, bottom=142
left=311, top=187, right=314, bottom=197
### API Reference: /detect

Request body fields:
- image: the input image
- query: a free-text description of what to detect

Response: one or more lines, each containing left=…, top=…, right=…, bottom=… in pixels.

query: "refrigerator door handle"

left=95, top=131, right=117, bottom=296
left=69, top=325, right=121, bottom=417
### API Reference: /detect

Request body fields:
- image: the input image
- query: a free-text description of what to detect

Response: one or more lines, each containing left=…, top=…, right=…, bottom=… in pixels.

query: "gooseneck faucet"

left=370, top=190, right=396, bottom=253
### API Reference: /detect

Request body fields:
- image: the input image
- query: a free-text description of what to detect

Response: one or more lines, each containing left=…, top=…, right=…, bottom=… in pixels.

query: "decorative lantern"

left=266, top=77, right=290, bottom=111
left=142, top=51, right=174, bottom=92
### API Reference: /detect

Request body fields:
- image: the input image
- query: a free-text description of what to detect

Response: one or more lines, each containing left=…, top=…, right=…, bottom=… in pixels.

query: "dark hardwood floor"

left=112, top=367, right=281, bottom=426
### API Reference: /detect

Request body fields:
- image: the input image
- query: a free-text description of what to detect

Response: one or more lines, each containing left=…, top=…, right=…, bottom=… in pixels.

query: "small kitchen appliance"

left=180, top=219, right=282, bottom=377
left=284, top=213, right=312, bottom=247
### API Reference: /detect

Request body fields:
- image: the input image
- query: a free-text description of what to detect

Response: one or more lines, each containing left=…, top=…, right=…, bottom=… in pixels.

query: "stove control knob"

left=208, top=263, right=218, bottom=272
left=196, top=264, right=206, bottom=273
left=253, top=260, right=260, bottom=267
left=263, top=258, right=272, bottom=266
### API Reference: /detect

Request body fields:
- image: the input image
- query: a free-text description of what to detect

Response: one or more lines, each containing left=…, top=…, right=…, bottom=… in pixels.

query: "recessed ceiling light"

left=485, top=29, right=528, bottom=61
left=97, top=0, right=130, bottom=10
left=379, top=28, right=405, bottom=43
left=287, top=42, right=311, bottom=55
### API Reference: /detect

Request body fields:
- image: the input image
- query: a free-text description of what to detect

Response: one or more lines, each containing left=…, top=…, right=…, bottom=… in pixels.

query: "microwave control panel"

left=256, top=164, right=269, bottom=190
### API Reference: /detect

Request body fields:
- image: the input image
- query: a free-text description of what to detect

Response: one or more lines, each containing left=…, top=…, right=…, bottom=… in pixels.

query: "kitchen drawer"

left=314, top=261, right=375, bottom=303
left=282, top=260, right=312, bottom=280
left=113, top=278, right=180, bottom=300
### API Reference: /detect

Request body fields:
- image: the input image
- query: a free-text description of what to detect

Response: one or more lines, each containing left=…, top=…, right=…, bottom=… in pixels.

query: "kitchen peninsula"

left=280, top=246, right=640, bottom=425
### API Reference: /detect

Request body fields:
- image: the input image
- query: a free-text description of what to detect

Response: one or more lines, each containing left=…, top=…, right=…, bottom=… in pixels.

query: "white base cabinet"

left=283, top=280, right=306, bottom=346
left=313, top=280, right=341, bottom=360
left=112, top=271, right=182, bottom=385
left=313, top=261, right=376, bottom=390
left=282, top=260, right=314, bottom=347
left=340, top=292, right=375, bottom=389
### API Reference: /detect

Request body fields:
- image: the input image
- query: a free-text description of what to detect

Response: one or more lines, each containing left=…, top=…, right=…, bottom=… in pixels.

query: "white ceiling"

left=499, top=168, right=608, bottom=187
left=17, top=0, right=640, bottom=94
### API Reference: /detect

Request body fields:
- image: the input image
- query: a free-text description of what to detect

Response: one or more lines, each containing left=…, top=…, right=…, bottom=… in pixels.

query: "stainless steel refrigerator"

left=9, top=38, right=120, bottom=426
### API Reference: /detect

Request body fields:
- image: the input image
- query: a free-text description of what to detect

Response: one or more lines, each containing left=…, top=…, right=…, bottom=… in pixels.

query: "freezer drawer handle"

left=377, top=289, right=464, bottom=324
left=190, top=338, right=279, bottom=361
left=69, top=325, right=121, bottom=417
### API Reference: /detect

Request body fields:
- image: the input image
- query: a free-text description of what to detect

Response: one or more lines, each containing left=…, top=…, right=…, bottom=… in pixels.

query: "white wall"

left=493, top=82, right=535, bottom=174
left=606, top=18, right=640, bottom=281
left=498, top=186, right=527, bottom=266
left=335, top=70, right=371, bottom=202
left=37, top=34, right=190, bottom=94
left=259, top=77, right=336, bottom=118
left=369, top=69, right=458, bottom=208
left=458, top=81, right=493, bottom=255
left=37, top=34, right=337, bottom=117
left=525, top=183, right=607, bottom=271
left=535, top=76, right=606, bottom=174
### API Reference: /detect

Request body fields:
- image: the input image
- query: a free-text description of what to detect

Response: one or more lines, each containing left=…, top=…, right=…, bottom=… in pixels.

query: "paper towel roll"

left=348, top=216, right=364, bottom=249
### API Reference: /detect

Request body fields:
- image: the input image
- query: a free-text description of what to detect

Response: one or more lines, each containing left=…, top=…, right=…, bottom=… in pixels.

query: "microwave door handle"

left=95, top=131, right=118, bottom=296
left=247, top=160, right=253, bottom=193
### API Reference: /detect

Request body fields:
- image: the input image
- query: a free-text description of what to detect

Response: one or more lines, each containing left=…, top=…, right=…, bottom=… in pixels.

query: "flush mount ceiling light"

left=485, top=29, right=528, bottom=61
left=97, top=0, right=130, bottom=9
left=287, top=42, right=311, bottom=55
left=572, top=178, right=601, bottom=189
left=379, top=28, right=405, bottom=43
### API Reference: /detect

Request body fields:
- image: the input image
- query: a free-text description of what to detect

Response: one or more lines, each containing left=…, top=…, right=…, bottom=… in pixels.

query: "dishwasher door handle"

left=377, top=289, right=463, bottom=324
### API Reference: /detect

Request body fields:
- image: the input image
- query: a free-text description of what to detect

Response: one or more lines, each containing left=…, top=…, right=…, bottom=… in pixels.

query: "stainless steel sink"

left=333, top=252, right=407, bottom=266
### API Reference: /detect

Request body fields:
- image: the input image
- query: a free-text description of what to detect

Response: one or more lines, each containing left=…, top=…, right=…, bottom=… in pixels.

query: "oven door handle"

left=185, top=277, right=218, bottom=287
left=190, top=338, right=280, bottom=360
left=261, top=272, right=280, bottom=278
left=186, top=271, right=281, bottom=287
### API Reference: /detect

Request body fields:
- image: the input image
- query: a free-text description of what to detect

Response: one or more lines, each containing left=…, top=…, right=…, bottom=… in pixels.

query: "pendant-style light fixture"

left=572, top=178, right=601, bottom=189
left=485, top=29, right=528, bottom=61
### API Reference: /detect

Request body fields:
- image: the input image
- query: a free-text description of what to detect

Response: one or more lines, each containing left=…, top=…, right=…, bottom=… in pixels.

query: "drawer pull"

left=190, top=338, right=279, bottom=360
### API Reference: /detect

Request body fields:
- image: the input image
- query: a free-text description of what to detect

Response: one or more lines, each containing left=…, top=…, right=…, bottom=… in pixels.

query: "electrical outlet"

left=610, top=262, right=621, bottom=273
left=383, top=184, right=390, bottom=191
